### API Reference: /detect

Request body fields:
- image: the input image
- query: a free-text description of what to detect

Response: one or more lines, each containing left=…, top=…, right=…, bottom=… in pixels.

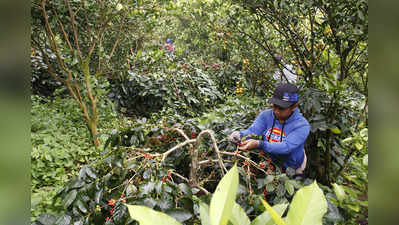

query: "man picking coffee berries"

left=229, top=83, right=309, bottom=175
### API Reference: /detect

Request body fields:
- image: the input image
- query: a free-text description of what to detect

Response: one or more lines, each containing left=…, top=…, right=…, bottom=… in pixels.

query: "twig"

left=65, top=0, right=82, bottom=59
left=220, top=151, right=267, bottom=175
left=161, top=139, right=197, bottom=161
left=166, top=127, right=193, bottom=145
left=196, top=186, right=210, bottom=195
left=196, top=130, right=227, bottom=175
left=199, top=159, right=220, bottom=165
left=169, top=170, right=189, bottom=183
left=119, top=163, right=145, bottom=196
left=166, top=127, right=198, bottom=186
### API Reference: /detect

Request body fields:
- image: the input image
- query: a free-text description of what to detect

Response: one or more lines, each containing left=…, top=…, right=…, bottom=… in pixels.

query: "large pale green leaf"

left=285, top=181, right=327, bottom=225
left=199, top=201, right=211, bottom=225
left=229, top=202, right=250, bottom=225
left=125, top=204, right=182, bottom=225
left=250, top=203, right=288, bottom=225
left=260, top=199, right=287, bottom=225
left=332, top=183, right=346, bottom=203
left=210, top=164, right=239, bottom=225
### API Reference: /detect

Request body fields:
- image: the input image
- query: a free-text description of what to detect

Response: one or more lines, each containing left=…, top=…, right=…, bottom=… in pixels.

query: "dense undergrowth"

left=31, top=0, right=367, bottom=224
left=31, top=94, right=122, bottom=220
left=31, top=92, right=367, bottom=225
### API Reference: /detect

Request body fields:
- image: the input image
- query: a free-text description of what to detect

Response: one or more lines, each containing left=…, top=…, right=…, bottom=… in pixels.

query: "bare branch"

left=161, top=139, right=197, bottom=161
left=196, top=130, right=228, bottom=175
left=65, top=0, right=82, bottom=59
left=106, top=13, right=128, bottom=64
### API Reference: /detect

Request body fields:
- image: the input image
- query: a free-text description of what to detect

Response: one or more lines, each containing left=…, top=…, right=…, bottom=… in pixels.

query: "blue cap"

left=268, top=83, right=299, bottom=108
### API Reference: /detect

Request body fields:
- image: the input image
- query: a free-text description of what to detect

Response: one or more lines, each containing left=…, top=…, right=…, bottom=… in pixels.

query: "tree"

left=31, top=0, right=144, bottom=146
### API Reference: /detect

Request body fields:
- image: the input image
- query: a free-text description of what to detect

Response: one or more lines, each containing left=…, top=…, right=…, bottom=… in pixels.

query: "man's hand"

left=229, top=131, right=241, bottom=144
left=238, top=139, right=260, bottom=150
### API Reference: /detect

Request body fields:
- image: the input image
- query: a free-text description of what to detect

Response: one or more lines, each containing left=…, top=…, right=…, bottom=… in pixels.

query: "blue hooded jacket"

left=239, top=108, right=310, bottom=169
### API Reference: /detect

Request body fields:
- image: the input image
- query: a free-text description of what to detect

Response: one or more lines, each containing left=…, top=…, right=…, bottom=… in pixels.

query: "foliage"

left=327, top=129, right=368, bottom=225
left=125, top=165, right=327, bottom=225
left=31, top=94, right=119, bottom=221
left=31, top=91, right=366, bottom=225
left=298, top=74, right=367, bottom=184
left=31, top=0, right=368, bottom=224
left=31, top=0, right=165, bottom=145
left=219, top=0, right=369, bottom=185
left=108, top=52, right=224, bottom=118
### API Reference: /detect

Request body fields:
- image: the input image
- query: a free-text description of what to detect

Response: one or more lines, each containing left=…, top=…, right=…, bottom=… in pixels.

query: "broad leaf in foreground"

left=199, top=201, right=211, bottom=225
left=250, top=203, right=288, bottom=225
left=210, top=164, right=239, bottom=225
left=260, top=199, right=287, bottom=225
left=229, top=202, right=250, bottom=225
left=285, top=181, right=327, bottom=225
left=125, top=204, right=182, bottom=225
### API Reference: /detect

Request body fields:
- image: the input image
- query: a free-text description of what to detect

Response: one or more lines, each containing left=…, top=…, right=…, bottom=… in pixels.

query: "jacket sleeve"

left=239, top=110, right=269, bottom=138
left=258, top=122, right=310, bottom=155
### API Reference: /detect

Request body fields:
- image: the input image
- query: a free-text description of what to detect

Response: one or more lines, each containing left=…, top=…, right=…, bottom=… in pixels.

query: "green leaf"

left=276, top=183, right=286, bottom=197
left=165, top=208, right=193, bottom=223
left=332, top=183, right=346, bottom=203
left=141, top=182, right=155, bottom=195
left=266, top=183, right=275, bottom=192
left=363, top=154, right=368, bottom=166
left=126, top=204, right=182, bottom=225
left=178, top=183, right=192, bottom=196
left=360, top=128, right=368, bottom=137
left=116, top=3, right=123, bottom=11
left=264, top=175, right=274, bottom=184
left=229, top=202, right=250, bottom=225
left=36, top=213, right=57, bottom=225
left=323, top=199, right=343, bottom=223
left=199, top=201, right=211, bottom=225
left=250, top=203, right=288, bottom=225
left=126, top=184, right=138, bottom=196
left=210, top=164, right=239, bottom=225
left=62, top=190, right=77, bottom=208
left=155, top=181, right=163, bottom=194
left=285, top=181, right=327, bottom=225
left=55, top=214, right=72, bottom=225
left=284, top=180, right=295, bottom=196
left=95, top=188, right=103, bottom=204
left=346, top=204, right=360, bottom=212
left=78, top=167, right=87, bottom=180
left=76, top=198, right=88, bottom=214
left=260, top=198, right=287, bottom=225
left=330, top=127, right=341, bottom=134
left=81, top=57, right=91, bottom=80
left=355, top=142, right=363, bottom=150
left=143, top=197, right=157, bottom=208
left=73, top=219, right=84, bottom=225
left=358, top=10, right=365, bottom=20
left=114, top=202, right=127, bottom=224
left=85, top=167, right=97, bottom=180
left=158, top=197, right=174, bottom=211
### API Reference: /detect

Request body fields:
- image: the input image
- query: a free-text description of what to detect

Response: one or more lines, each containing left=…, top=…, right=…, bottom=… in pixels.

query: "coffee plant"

left=31, top=0, right=367, bottom=224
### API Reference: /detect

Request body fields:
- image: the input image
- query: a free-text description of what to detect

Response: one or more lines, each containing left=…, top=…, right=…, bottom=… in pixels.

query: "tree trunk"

left=90, top=121, right=99, bottom=147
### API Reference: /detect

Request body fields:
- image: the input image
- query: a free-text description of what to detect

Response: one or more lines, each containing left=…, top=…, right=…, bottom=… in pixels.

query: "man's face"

left=272, top=104, right=297, bottom=121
